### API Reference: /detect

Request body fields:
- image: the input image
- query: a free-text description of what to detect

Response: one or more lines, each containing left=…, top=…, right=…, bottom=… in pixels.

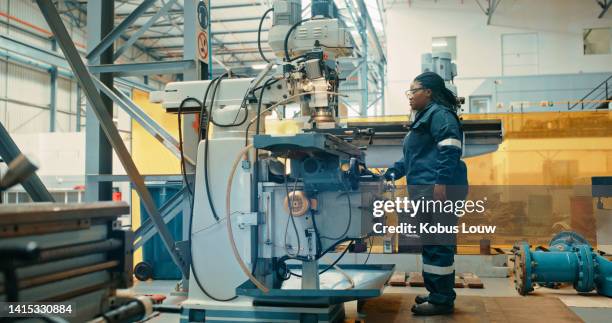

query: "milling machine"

left=157, top=2, right=393, bottom=321
left=154, top=1, right=502, bottom=322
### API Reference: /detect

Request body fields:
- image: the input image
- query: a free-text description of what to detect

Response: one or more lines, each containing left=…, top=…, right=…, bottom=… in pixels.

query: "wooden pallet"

left=408, top=272, right=425, bottom=287
left=460, top=272, right=484, bottom=289
left=388, top=272, right=407, bottom=286
left=402, top=272, right=481, bottom=288
left=455, top=275, right=465, bottom=288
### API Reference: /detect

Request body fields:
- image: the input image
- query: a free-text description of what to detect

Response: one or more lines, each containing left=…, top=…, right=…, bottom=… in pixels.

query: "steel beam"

left=211, top=2, right=264, bottom=9
left=342, top=0, right=364, bottom=55
left=114, top=0, right=178, bottom=61
left=63, top=0, right=162, bottom=61
left=0, top=19, right=50, bottom=44
left=379, top=63, right=385, bottom=114
left=132, top=16, right=267, bottom=29
left=0, top=38, right=155, bottom=96
left=116, top=9, right=182, bottom=19
left=139, top=29, right=266, bottom=40
left=86, top=0, right=157, bottom=59
left=215, top=48, right=273, bottom=55
left=344, top=59, right=365, bottom=80
left=49, top=67, right=57, bottom=132
left=0, top=122, right=54, bottom=202
left=91, top=77, right=195, bottom=166
left=485, top=0, right=502, bottom=25
left=181, top=0, right=206, bottom=262
left=50, top=37, right=58, bottom=132
left=336, top=19, right=359, bottom=55
left=213, top=40, right=266, bottom=46
left=213, top=16, right=268, bottom=23
left=115, top=2, right=264, bottom=19
left=151, top=40, right=264, bottom=50
left=214, top=28, right=267, bottom=35
left=36, top=0, right=189, bottom=277
left=339, top=97, right=361, bottom=115
left=0, top=35, right=69, bottom=70
left=181, top=0, right=204, bottom=158
left=368, top=94, right=382, bottom=110
left=76, top=85, right=81, bottom=132
left=88, top=174, right=184, bottom=182
left=88, top=60, right=195, bottom=76
left=210, top=58, right=276, bottom=65
left=85, top=0, right=113, bottom=202
left=0, top=34, right=156, bottom=91
left=182, top=0, right=199, bottom=82
left=359, top=4, right=368, bottom=116
left=356, top=0, right=386, bottom=64
left=360, top=61, right=368, bottom=115
left=598, top=0, right=611, bottom=18
left=134, top=186, right=185, bottom=250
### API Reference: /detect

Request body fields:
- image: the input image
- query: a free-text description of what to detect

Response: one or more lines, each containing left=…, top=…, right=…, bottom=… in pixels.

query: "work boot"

left=411, top=302, right=454, bottom=316
left=414, top=294, right=428, bottom=304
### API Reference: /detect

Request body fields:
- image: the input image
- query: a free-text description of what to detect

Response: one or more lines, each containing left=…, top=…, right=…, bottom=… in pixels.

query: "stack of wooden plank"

left=408, top=272, right=424, bottom=287
left=389, top=272, right=407, bottom=286
left=460, top=272, right=484, bottom=288
left=388, top=271, right=485, bottom=289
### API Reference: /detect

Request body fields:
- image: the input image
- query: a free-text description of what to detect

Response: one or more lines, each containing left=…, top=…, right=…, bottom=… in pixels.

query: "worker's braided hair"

left=414, top=72, right=460, bottom=112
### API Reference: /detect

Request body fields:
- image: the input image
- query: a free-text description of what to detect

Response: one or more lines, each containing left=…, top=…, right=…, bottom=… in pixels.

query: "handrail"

left=569, top=74, right=612, bottom=110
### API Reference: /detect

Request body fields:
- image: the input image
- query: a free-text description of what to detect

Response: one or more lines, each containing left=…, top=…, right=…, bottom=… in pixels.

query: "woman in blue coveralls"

left=384, top=72, right=468, bottom=316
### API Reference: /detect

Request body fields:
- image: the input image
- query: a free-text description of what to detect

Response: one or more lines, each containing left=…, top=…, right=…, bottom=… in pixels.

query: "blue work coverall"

left=388, top=102, right=468, bottom=306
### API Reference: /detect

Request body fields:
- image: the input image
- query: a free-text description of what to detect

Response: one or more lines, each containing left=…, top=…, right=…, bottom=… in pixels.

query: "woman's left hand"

left=433, top=184, right=447, bottom=201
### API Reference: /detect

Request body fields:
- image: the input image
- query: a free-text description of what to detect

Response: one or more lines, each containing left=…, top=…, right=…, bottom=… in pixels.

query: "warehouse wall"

left=0, top=1, right=166, bottom=201
left=0, top=0, right=164, bottom=135
left=384, top=0, right=612, bottom=115
left=0, top=0, right=85, bottom=134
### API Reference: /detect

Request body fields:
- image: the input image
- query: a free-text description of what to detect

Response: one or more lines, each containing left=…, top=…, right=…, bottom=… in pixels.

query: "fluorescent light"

left=252, top=64, right=268, bottom=70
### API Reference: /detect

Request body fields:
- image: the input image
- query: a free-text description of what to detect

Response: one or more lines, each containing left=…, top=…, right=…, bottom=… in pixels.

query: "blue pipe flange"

left=574, top=244, right=596, bottom=293
left=513, top=242, right=534, bottom=295
left=550, top=231, right=589, bottom=252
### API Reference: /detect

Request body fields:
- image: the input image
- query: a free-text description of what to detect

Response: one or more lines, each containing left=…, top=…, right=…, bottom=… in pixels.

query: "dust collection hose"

left=226, top=144, right=270, bottom=293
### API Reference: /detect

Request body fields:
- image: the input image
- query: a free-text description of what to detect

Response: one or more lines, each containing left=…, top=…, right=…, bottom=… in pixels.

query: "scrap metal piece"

left=0, top=122, right=54, bottom=202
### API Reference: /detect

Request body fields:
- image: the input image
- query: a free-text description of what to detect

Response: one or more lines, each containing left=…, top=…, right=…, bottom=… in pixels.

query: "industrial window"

left=51, top=192, right=66, bottom=203
left=501, top=33, right=539, bottom=76
left=67, top=191, right=80, bottom=203
left=583, top=28, right=611, bottom=55
left=469, top=96, right=491, bottom=114
left=2, top=190, right=84, bottom=204
left=432, top=36, right=457, bottom=60
left=17, top=192, right=31, bottom=203
left=2, top=192, right=31, bottom=203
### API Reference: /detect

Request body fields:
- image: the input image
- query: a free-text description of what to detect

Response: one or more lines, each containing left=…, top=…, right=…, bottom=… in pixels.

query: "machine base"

left=236, top=264, right=395, bottom=305
left=180, top=299, right=345, bottom=323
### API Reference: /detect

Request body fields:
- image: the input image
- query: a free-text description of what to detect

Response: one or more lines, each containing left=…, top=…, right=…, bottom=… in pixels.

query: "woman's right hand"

left=384, top=168, right=400, bottom=181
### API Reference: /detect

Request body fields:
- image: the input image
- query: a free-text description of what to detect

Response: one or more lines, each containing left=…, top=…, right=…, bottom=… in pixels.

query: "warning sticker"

left=197, top=31, right=208, bottom=61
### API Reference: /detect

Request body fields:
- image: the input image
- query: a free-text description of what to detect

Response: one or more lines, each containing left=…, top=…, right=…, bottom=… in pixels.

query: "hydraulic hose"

left=226, top=144, right=269, bottom=293
left=258, top=8, right=274, bottom=63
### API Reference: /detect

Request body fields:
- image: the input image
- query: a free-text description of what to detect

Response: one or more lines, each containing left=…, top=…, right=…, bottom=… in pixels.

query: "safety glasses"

left=405, top=87, right=425, bottom=97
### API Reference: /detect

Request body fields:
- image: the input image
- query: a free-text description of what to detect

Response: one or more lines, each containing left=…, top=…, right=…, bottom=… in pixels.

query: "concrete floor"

left=130, top=278, right=612, bottom=322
